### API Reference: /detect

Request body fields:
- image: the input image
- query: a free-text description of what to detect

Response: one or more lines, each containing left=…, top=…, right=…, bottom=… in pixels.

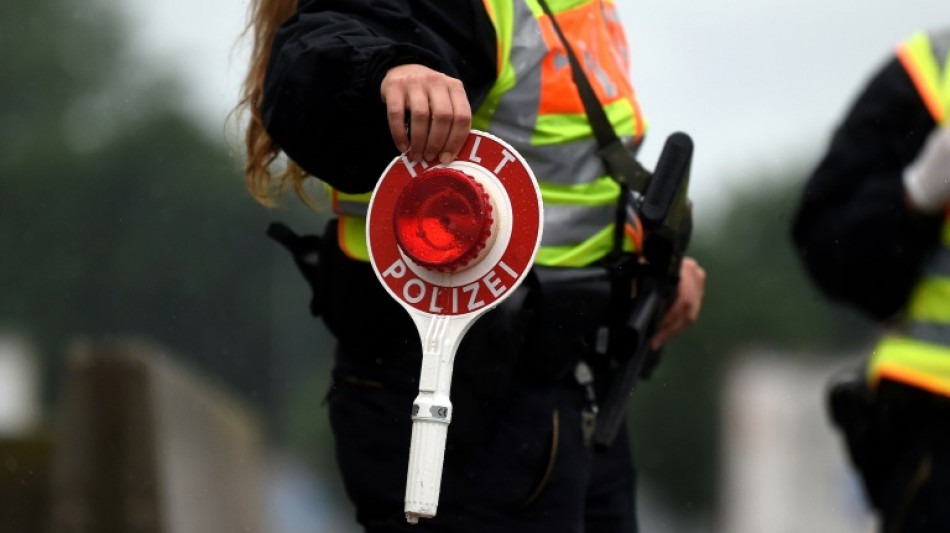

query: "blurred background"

left=1, top=0, right=946, bottom=531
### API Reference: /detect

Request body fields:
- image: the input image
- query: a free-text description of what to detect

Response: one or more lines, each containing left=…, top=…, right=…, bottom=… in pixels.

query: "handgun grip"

left=640, top=132, right=693, bottom=229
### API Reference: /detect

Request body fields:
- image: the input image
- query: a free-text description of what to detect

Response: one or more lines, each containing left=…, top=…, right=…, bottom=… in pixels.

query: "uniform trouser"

left=326, top=357, right=638, bottom=533
left=867, top=380, right=950, bottom=533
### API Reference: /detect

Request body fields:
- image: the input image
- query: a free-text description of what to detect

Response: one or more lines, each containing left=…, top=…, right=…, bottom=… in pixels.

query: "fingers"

left=407, top=87, right=430, bottom=162
left=424, top=85, right=452, bottom=162
left=441, top=79, right=471, bottom=164
left=385, top=84, right=410, bottom=154
left=650, top=297, right=692, bottom=350
left=649, top=257, right=707, bottom=350
left=380, top=64, right=471, bottom=164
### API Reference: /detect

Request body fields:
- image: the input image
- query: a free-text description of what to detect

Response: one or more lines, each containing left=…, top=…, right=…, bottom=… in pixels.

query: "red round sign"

left=368, top=131, right=543, bottom=317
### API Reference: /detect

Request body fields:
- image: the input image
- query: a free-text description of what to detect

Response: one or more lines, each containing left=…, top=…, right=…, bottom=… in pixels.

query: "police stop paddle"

left=366, top=130, right=543, bottom=524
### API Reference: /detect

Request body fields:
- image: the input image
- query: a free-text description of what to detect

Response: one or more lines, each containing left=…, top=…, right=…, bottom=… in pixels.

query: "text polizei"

left=381, top=258, right=520, bottom=314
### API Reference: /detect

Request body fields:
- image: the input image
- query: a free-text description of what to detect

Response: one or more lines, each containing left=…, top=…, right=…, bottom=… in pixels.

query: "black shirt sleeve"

left=790, top=55, right=944, bottom=321
left=261, top=0, right=497, bottom=193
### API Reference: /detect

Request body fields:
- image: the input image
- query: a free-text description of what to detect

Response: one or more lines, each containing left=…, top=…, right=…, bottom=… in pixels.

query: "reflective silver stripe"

left=520, top=135, right=634, bottom=187
left=922, top=248, right=950, bottom=277
left=522, top=138, right=606, bottom=186
left=540, top=203, right=615, bottom=246
left=905, top=321, right=950, bottom=347
left=931, top=29, right=950, bottom=60
left=486, top=0, right=544, bottom=146
left=335, top=201, right=368, bottom=217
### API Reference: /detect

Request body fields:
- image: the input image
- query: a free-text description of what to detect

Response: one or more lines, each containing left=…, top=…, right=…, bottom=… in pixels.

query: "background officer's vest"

left=332, top=0, right=645, bottom=267
left=869, top=30, right=950, bottom=395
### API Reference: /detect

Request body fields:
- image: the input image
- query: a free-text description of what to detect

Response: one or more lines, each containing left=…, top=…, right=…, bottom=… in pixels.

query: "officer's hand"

left=904, top=126, right=950, bottom=214
left=650, top=257, right=706, bottom=350
left=381, top=64, right=472, bottom=165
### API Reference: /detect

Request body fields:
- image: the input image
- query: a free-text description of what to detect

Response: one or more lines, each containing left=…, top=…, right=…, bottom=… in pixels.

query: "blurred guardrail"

left=0, top=335, right=49, bottom=532
left=44, top=338, right=266, bottom=533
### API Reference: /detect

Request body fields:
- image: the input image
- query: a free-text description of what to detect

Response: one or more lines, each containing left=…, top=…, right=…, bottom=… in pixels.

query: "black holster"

left=521, top=265, right=614, bottom=385
left=266, top=222, right=324, bottom=317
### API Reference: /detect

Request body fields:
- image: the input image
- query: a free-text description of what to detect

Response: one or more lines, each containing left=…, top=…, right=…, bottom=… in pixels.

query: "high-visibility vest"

left=868, top=30, right=950, bottom=395
left=331, top=0, right=646, bottom=267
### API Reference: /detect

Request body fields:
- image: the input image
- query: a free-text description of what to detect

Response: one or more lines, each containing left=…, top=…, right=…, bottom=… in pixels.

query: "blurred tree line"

left=0, top=0, right=878, bottom=526
left=0, top=0, right=335, bottom=470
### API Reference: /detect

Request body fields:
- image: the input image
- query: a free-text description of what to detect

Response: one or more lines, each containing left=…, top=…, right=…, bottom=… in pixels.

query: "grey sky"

left=623, top=1, right=947, bottom=218
left=120, top=0, right=947, bottom=220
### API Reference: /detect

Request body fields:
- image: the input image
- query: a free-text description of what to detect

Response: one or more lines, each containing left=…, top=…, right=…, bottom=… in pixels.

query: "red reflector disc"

left=393, top=168, right=493, bottom=272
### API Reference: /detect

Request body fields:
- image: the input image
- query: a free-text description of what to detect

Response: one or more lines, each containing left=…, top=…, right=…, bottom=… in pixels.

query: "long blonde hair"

left=237, top=0, right=308, bottom=206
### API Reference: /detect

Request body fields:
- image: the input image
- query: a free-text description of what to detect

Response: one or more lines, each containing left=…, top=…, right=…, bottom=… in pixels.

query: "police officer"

left=792, top=28, right=950, bottom=533
left=238, top=0, right=705, bottom=531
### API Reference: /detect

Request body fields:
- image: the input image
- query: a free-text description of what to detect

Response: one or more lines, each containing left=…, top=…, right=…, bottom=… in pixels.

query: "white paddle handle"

left=404, top=316, right=460, bottom=523
left=405, top=394, right=451, bottom=523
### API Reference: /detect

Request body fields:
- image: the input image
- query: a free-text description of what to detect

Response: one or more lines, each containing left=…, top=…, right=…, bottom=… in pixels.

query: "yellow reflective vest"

left=869, top=30, right=950, bottom=395
left=331, top=0, right=645, bottom=267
